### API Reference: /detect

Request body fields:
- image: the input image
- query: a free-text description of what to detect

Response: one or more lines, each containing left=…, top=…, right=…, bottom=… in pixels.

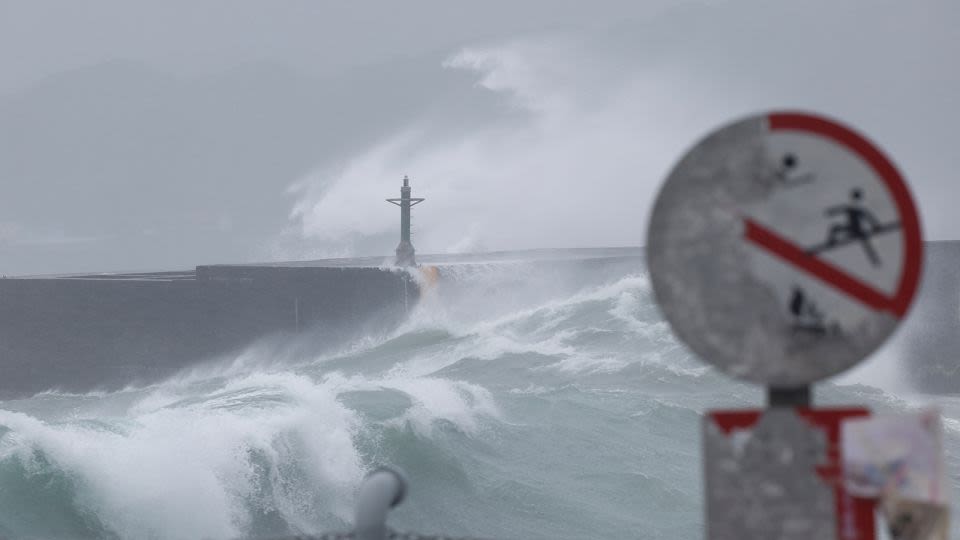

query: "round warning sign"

left=647, top=111, right=923, bottom=386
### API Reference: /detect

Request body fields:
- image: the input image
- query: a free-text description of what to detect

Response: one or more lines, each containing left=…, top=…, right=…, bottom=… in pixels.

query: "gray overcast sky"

left=0, top=0, right=957, bottom=274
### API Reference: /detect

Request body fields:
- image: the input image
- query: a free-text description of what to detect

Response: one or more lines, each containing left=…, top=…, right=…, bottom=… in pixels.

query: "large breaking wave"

left=0, top=261, right=958, bottom=539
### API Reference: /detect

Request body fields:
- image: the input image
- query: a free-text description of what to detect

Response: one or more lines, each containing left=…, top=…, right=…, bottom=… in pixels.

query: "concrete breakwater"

left=1, top=241, right=955, bottom=399
left=0, top=248, right=642, bottom=398
left=0, top=263, right=416, bottom=397
left=896, top=240, right=960, bottom=394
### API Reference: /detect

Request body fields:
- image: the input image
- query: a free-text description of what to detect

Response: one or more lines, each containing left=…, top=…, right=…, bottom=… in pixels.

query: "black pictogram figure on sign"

left=807, top=188, right=900, bottom=267
left=788, top=286, right=828, bottom=335
left=775, top=153, right=815, bottom=187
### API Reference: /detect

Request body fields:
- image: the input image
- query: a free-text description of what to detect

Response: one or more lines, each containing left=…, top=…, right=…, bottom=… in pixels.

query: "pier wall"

left=896, top=241, right=960, bottom=393
left=0, top=265, right=414, bottom=397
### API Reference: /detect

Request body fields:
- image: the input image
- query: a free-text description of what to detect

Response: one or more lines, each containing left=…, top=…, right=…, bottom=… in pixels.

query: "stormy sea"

left=0, top=253, right=958, bottom=540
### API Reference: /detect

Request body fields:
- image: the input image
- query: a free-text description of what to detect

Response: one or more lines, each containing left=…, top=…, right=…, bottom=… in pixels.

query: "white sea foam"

left=0, top=372, right=367, bottom=539
left=0, top=263, right=954, bottom=539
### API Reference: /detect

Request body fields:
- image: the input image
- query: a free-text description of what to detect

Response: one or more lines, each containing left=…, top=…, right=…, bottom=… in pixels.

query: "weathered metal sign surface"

left=704, top=407, right=875, bottom=540
left=647, top=111, right=923, bottom=385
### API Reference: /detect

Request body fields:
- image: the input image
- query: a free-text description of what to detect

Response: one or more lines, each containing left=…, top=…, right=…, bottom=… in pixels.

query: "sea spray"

left=0, top=265, right=956, bottom=539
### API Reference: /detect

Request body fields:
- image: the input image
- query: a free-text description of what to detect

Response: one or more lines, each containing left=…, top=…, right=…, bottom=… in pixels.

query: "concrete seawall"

left=895, top=241, right=960, bottom=393
left=0, top=248, right=643, bottom=398
left=0, top=264, right=415, bottom=397
left=2, top=242, right=953, bottom=398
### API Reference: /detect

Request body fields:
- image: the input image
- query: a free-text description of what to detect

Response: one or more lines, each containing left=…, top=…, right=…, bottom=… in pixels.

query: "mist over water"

left=281, top=2, right=960, bottom=264
left=0, top=260, right=956, bottom=539
left=0, top=2, right=956, bottom=537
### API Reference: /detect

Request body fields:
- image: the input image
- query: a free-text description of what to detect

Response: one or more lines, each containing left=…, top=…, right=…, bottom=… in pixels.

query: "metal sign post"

left=646, top=111, right=924, bottom=539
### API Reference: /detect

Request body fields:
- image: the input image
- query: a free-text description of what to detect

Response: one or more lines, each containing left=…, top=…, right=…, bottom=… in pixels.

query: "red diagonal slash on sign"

left=760, top=112, right=923, bottom=320
left=743, top=218, right=907, bottom=318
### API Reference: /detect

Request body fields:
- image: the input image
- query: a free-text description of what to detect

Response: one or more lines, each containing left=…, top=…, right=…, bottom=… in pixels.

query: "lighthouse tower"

left=386, top=175, right=425, bottom=267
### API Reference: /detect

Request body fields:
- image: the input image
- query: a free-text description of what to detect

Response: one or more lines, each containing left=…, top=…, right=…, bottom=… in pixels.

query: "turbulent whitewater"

left=0, top=259, right=958, bottom=539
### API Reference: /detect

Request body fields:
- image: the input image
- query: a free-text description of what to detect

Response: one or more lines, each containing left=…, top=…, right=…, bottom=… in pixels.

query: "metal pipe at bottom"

left=354, top=467, right=408, bottom=540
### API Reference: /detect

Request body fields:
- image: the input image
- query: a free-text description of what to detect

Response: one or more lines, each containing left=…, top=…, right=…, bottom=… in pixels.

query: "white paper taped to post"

left=843, top=410, right=949, bottom=540
left=646, top=111, right=924, bottom=386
